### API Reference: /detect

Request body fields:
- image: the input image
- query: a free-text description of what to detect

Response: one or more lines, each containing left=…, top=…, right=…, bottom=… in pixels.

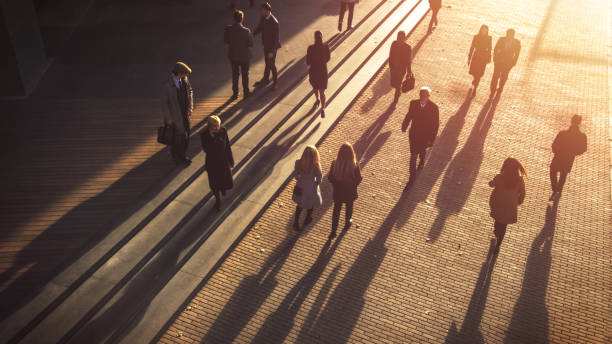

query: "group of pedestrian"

left=487, top=115, right=587, bottom=253
left=159, top=2, right=588, bottom=253
left=225, top=2, right=280, bottom=98
left=466, top=26, right=521, bottom=96
left=292, top=143, right=362, bottom=240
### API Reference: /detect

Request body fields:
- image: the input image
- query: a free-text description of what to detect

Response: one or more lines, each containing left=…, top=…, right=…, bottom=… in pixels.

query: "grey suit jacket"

left=160, top=77, right=193, bottom=134
left=224, top=23, right=253, bottom=62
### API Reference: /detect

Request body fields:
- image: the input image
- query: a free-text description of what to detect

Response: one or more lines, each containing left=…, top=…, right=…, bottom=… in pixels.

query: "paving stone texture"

left=0, top=0, right=385, bottom=323
left=159, top=0, right=610, bottom=343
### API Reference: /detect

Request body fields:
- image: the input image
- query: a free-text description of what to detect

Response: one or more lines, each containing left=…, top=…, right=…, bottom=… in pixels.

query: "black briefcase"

left=402, top=73, right=415, bottom=93
left=157, top=124, right=175, bottom=145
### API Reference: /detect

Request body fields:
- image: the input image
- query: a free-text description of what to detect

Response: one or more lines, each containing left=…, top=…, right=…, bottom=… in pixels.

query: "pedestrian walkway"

left=1, top=0, right=429, bottom=342
left=158, top=0, right=610, bottom=342
left=0, top=0, right=385, bottom=326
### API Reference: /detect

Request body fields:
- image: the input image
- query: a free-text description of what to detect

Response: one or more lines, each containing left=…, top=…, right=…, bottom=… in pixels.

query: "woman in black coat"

left=389, top=30, right=412, bottom=105
left=200, top=115, right=234, bottom=211
left=328, top=142, right=362, bottom=239
left=467, top=24, right=492, bottom=90
left=307, top=30, right=331, bottom=118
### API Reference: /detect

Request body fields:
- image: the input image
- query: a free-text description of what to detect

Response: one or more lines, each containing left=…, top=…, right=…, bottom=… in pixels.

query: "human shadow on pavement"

left=1, top=89, right=321, bottom=343
left=393, top=90, right=472, bottom=231
left=504, top=201, right=558, bottom=344
left=428, top=94, right=500, bottom=242
left=0, top=18, right=344, bottom=333
left=62, top=104, right=323, bottom=343
left=248, top=229, right=348, bottom=344
left=200, top=231, right=300, bottom=344
left=296, top=185, right=414, bottom=343
left=444, top=239, right=499, bottom=344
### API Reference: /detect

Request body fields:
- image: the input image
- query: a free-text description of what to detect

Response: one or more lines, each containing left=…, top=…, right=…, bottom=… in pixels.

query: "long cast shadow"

left=247, top=228, right=348, bottom=344
left=0, top=9, right=355, bottom=330
left=428, top=94, right=500, bottom=241
left=504, top=202, right=558, bottom=344
left=57, top=102, right=323, bottom=343
left=393, top=90, right=472, bottom=231
left=296, top=185, right=416, bottom=343
left=444, top=239, right=499, bottom=344
left=200, top=231, right=300, bottom=344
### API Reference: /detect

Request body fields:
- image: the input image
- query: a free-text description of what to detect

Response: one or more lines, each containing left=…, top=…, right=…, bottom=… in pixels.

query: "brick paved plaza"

left=0, top=0, right=610, bottom=342
left=159, top=0, right=610, bottom=343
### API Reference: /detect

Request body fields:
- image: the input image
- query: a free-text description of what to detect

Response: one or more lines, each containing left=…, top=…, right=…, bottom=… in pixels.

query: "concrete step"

left=1, top=0, right=430, bottom=343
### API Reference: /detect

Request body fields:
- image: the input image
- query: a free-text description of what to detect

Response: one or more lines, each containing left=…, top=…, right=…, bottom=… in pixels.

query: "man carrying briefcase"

left=161, top=62, right=194, bottom=165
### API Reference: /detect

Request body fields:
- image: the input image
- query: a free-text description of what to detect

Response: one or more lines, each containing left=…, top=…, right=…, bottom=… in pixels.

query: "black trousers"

left=171, top=117, right=190, bottom=163
left=493, top=221, right=507, bottom=246
left=550, top=166, right=568, bottom=192
left=339, top=2, right=355, bottom=27
left=231, top=60, right=250, bottom=94
left=263, top=50, right=278, bottom=83
left=171, top=132, right=189, bottom=163
left=332, top=201, right=354, bottom=232
left=490, top=64, right=511, bottom=92
left=409, top=149, right=427, bottom=175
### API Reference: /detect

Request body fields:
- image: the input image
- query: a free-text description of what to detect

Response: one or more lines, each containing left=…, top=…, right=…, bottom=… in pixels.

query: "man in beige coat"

left=161, top=62, right=194, bottom=165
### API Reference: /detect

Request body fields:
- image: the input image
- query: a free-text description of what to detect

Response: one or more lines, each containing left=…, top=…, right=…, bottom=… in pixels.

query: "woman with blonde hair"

left=292, top=145, right=323, bottom=230
left=200, top=115, right=234, bottom=211
left=489, top=157, right=526, bottom=253
left=328, top=143, right=362, bottom=239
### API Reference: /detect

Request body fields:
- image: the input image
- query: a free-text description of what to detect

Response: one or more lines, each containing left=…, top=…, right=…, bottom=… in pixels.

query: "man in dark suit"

left=549, top=115, right=587, bottom=200
left=490, top=28, right=521, bottom=95
left=389, top=30, right=412, bottom=105
left=253, top=2, right=280, bottom=89
left=161, top=62, right=194, bottom=165
left=402, top=86, right=440, bottom=184
left=225, top=9, right=253, bottom=99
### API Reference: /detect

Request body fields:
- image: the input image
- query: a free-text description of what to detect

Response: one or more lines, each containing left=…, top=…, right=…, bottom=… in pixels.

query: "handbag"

left=157, top=124, right=175, bottom=145
left=401, top=72, right=415, bottom=93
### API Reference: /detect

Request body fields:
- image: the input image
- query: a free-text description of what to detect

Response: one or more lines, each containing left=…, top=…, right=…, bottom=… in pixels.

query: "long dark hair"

left=314, top=30, right=323, bottom=45
left=499, top=157, right=526, bottom=188
left=332, top=143, right=358, bottom=181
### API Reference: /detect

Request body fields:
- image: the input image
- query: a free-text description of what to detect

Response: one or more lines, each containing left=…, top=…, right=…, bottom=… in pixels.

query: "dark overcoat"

left=253, top=14, right=281, bottom=53
left=468, top=34, right=491, bottom=77
left=200, top=127, right=235, bottom=191
left=550, top=127, right=587, bottom=172
left=224, top=23, right=253, bottom=62
left=328, top=161, right=363, bottom=203
left=493, top=36, right=521, bottom=70
left=307, top=43, right=331, bottom=90
left=389, top=40, right=412, bottom=89
left=402, top=99, right=440, bottom=153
